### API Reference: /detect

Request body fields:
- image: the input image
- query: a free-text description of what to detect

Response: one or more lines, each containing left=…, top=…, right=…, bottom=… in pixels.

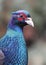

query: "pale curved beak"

left=25, top=18, right=34, bottom=27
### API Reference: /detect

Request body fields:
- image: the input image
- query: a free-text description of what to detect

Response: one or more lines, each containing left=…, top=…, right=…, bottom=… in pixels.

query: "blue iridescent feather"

left=0, top=27, right=28, bottom=65
left=0, top=10, right=29, bottom=65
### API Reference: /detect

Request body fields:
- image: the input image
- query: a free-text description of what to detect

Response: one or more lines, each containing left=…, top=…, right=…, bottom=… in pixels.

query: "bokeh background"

left=0, top=0, right=46, bottom=65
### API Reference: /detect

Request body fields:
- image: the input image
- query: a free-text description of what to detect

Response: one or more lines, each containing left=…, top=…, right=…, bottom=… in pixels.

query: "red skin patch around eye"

left=20, top=12, right=27, bottom=19
left=18, top=12, right=27, bottom=21
left=21, top=13, right=27, bottom=18
left=18, top=18, right=23, bottom=21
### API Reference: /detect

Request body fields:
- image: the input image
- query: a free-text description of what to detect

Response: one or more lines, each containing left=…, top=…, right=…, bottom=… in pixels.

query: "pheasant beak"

left=25, top=18, right=34, bottom=27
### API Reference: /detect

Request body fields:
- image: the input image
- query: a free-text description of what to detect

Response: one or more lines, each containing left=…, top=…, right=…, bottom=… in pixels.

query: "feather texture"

left=0, top=28, right=28, bottom=65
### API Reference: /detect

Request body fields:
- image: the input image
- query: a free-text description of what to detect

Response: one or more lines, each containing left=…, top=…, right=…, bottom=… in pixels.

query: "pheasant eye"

left=20, top=15, right=23, bottom=18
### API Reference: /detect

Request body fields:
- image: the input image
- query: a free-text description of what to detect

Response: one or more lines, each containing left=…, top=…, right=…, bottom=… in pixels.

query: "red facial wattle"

left=18, top=18, right=23, bottom=21
left=18, top=12, right=27, bottom=22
